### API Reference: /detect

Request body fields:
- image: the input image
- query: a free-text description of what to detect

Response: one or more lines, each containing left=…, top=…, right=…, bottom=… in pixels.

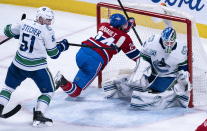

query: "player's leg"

left=55, top=48, right=104, bottom=97
left=173, top=70, right=191, bottom=107
left=31, top=68, right=54, bottom=126
left=0, top=63, right=27, bottom=114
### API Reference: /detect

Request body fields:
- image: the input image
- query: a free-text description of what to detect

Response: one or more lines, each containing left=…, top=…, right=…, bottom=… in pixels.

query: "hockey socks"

left=61, top=82, right=82, bottom=97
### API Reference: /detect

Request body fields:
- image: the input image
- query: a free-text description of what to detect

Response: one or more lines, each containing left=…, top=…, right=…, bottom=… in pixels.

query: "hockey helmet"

left=161, top=27, right=176, bottom=53
left=36, top=7, right=54, bottom=25
left=109, top=13, right=127, bottom=28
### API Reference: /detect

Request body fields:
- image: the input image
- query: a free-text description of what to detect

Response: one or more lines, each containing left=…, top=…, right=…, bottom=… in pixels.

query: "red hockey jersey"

left=82, top=22, right=140, bottom=67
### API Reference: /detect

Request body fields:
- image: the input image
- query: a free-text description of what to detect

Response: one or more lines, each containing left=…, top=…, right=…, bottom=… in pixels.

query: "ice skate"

left=54, top=71, right=68, bottom=90
left=33, top=108, right=53, bottom=127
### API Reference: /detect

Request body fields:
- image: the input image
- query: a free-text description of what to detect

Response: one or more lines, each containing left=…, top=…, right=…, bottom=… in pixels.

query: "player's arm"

left=44, top=29, right=69, bottom=59
left=4, top=23, right=21, bottom=39
left=121, top=34, right=154, bottom=63
left=120, top=37, right=140, bottom=62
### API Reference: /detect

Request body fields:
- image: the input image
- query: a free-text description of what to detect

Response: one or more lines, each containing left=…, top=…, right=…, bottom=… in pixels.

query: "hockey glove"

left=124, top=17, right=136, bottom=32
left=13, top=35, right=20, bottom=39
left=57, top=39, right=69, bottom=52
left=128, top=17, right=136, bottom=27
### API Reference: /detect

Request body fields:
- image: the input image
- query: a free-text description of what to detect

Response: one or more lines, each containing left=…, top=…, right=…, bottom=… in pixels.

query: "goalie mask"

left=161, top=27, right=177, bottom=53
left=36, top=7, right=54, bottom=25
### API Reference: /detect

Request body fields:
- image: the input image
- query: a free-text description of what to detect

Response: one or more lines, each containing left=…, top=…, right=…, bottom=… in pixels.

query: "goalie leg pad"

left=176, top=93, right=190, bottom=108
left=103, top=81, right=119, bottom=98
left=176, top=70, right=190, bottom=89
left=173, top=82, right=191, bottom=96
left=103, top=76, right=132, bottom=98
left=130, top=90, right=176, bottom=110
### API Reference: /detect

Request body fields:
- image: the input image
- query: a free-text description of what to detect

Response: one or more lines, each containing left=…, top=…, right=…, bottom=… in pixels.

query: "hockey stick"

left=0, top=104, right=22, bottom=118
left=0, top=13, right=26, bottom=45
left=117, top=0, right=143, bottom=45
left=57, top=42, right=116, bottom=50
left=0, top=14, right=26, bottom=118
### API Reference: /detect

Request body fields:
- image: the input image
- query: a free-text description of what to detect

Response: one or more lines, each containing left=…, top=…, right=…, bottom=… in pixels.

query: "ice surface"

left=0, top=4, right=207, bottom=131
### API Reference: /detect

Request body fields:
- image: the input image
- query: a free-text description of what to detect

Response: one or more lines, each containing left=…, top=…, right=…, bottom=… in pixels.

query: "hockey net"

left=96, top=2, right=207, bottom=107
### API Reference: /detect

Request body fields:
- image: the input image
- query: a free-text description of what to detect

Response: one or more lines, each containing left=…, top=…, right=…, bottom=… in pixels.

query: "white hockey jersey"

left=4, top=19, right=59, bottom=71
left=141, top=35, right=187, bottom=77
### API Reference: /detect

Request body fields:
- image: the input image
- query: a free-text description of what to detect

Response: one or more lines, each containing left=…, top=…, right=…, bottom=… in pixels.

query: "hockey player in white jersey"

left=0, top=7, right=69, bottom=126
left=103, top=27, right=191, bottom=110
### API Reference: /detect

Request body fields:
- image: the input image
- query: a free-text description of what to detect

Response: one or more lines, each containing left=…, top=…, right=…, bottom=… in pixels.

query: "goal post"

left=96, top=2, right=207, bottom=108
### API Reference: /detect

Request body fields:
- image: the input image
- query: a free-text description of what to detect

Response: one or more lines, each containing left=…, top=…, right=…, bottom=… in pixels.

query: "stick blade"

left=21, top=13, right=26, bottom=20
left=1, top=104, right=22, bottom=118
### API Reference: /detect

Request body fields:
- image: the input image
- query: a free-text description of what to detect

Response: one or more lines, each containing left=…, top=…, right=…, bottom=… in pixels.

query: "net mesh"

left=97, top=2, right=207, bottom=107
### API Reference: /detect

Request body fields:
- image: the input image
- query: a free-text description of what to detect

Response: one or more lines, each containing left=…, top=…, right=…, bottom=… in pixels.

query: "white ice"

left=0, top=4, right=207, bottom=131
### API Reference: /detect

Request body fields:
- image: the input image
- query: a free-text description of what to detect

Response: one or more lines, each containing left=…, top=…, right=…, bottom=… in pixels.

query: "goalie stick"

left=117, top=0, right=143, bottom=45
left=0, top=13, right=26, bottom=45
left=0, top=104, right=21, bottom=118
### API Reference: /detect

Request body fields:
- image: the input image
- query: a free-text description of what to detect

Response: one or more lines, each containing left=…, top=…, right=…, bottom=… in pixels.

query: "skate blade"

left=33, top=121, right=53, bottom=127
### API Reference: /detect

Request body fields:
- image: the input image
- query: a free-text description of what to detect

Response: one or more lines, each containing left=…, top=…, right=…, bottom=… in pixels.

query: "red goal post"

left=96, top=2, right=207, bottom=108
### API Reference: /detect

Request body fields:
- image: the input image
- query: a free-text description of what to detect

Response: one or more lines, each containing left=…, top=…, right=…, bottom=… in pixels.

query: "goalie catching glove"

left=127, top=57, right=152, bottom=88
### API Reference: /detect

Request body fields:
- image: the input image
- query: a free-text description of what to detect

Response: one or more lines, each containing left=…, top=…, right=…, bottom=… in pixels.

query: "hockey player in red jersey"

left=55, top=13, right=140, bottom=97
left=195, top=119, right=207, bottom=131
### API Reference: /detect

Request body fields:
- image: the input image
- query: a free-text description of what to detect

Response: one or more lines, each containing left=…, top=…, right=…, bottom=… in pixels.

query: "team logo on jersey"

left=153, top=58, right=170, bottom=73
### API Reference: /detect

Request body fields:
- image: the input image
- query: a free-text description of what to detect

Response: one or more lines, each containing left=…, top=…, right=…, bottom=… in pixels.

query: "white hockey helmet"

left=36, top=7, right=54, bottom=25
